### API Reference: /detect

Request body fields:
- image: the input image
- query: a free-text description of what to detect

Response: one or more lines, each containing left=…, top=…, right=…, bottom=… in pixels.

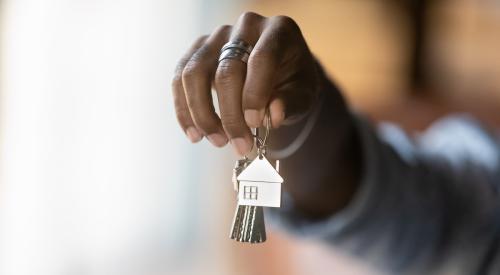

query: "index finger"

left=242, top=16, right=299, bottom=128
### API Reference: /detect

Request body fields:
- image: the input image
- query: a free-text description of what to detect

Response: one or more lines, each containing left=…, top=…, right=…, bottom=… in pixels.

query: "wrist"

left=267, top=67, right=361, bottom=219
left=269, top=60, right=350, bottom=155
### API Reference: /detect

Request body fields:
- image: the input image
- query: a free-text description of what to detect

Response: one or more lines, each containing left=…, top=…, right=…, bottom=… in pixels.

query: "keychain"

left=229, top=115, right=283, bottom=243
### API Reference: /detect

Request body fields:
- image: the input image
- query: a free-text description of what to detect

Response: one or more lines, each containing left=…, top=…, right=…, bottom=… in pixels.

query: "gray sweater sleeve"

left=268, top=114, right=500, bottom=274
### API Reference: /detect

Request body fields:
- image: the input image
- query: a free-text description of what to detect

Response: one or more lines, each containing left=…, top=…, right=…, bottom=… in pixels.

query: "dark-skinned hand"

left=172, top=12, right=325, bottom=155
left=172, top=12, right=360, bottom=219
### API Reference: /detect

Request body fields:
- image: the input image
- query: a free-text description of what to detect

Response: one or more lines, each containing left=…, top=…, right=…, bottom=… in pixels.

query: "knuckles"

left=174, top=13, right=307, bottom=135
left=190, top=44, right=213, bottom=63
left=194, top=34, right=210, bottom=45
left=180, top=41, right=215, bottom=84
left=272, top=15, right=300, bottom=33
left=172, top=57, right=189, bottom=88
left=181, top=63, right=201, bottom=83
left=238, top=11, right=264, bottom=25
left=172, top=34, right=209, bottom=88
left=176, top=13, right=302, bottom=89
left=235, top=12, right=300, bottom=35
left=214, top=25, right=232, bottom=36
left=181, top=57, right=207, bottom=84
left=269, top=16, right=301, bottom=46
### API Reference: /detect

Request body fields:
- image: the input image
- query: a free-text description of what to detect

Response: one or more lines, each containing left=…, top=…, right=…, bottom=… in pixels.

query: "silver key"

left=229, top=158, right=266, bottom=243
left=229, top=114, right=283, bottom=243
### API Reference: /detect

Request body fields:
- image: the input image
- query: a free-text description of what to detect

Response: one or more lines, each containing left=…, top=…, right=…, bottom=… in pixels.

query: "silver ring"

left=218, top=39, right=253, bottom=64
left=220, top=39, right=253, bottom=54
left=218, top=47, right=250, bottom=63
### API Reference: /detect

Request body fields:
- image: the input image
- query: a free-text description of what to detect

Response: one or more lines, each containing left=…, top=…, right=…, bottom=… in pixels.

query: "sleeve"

left=267, top=114, right=500, bottom=274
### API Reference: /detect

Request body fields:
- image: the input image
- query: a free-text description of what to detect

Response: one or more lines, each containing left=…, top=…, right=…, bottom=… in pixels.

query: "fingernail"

left=207, top=133, right=228, bottom=147
left=272, top=111, right=285, bottom=128
left=231, top=137, right=252, bottom=156
left=244, top=109, right=264, bottom=128
left=185, top=127, right=202, bottom=143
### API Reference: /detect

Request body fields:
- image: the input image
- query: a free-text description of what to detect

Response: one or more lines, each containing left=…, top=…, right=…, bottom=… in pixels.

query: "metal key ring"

left=254, top=111, right=271, bottom=158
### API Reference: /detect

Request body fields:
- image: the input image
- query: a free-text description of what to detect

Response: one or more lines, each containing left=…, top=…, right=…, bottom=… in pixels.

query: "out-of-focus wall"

left=427, top=0, right=500, bottom=101
left=243, top=0, right=500, bottom=111
left=0, top=1, right=241, bottom=275
left=243, top=0, right=412, bottom=109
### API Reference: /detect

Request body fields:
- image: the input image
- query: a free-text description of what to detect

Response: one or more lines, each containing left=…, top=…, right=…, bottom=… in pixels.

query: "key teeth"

left=230, top=205, right=266, bottom=243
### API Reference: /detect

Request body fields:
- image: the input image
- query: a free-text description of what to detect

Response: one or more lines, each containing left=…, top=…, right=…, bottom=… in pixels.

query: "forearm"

left=269, top=69, right=362, bottom=219
left=269, top=111, right=500, bottom=273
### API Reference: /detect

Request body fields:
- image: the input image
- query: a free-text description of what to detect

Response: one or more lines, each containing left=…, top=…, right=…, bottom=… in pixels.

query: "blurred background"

left=1, top=0, right=499, bottom=275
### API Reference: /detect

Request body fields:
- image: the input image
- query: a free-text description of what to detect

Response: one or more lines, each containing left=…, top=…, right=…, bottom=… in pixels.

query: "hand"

left=173, top=12, right=360, bottom=218
left=172, top=12, right=324, bottom=155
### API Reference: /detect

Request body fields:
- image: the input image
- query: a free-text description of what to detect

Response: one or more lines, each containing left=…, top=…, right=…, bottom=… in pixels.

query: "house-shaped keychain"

left=236, top=156, right=283, bottom=208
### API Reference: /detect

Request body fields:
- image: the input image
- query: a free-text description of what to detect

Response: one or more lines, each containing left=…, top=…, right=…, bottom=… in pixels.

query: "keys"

left=232, top=158, right=249, bottom=192
left=229, top=116, right=283, bottom=243
left=230, top=157, right=266, bottom=243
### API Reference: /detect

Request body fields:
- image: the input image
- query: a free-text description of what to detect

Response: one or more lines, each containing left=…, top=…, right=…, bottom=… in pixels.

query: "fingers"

left=175, top=12, right=307, bottom=154
left=172, top=35, right=207, bottom=143
left=182, top=25, right=232, bottom=147
left=214, top=12, right=265, bottom=155
left=242, top=16, right=299, bottom=128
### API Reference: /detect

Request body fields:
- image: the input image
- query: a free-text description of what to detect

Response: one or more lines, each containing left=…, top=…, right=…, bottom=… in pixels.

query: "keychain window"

left=243, top=186, right=258, bottom=200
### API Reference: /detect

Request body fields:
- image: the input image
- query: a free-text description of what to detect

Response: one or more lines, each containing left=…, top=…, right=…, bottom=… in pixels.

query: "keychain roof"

left=237, top=157, right=283, bottom=183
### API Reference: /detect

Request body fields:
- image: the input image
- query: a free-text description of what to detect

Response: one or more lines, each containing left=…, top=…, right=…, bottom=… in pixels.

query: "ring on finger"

left=218, top=39, right=253, bottom=64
